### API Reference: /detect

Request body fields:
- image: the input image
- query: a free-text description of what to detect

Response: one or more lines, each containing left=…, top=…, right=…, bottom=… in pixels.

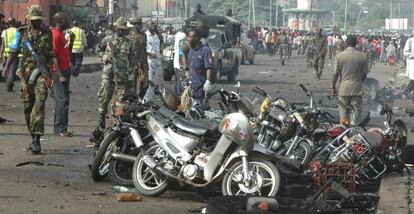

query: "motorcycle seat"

left=159, top=107, right=219, bottom=136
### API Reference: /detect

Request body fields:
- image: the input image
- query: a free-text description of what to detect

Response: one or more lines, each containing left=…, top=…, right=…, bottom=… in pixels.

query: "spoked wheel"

left=91, top=131, right=119, bottom=181
left=132, top=143, right=168, bottom=196
left=108, top=158, right=134, bottom=186
left=277, top=140, right=312, bottom=165
left=222, top=159, right=280, bottom=197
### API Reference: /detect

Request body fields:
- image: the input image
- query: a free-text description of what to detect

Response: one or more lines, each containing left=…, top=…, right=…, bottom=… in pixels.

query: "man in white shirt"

left=403, top=31, right=414, bottom=97
left=143, top=20, right=161, bottom=103
left=173, top=29, right=186, bottom=95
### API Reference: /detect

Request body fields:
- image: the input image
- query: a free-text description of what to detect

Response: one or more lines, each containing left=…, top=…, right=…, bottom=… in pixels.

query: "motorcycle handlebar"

left=299, top=84, right=308, bottom=93
left=252, top=86, right=267, bottom=97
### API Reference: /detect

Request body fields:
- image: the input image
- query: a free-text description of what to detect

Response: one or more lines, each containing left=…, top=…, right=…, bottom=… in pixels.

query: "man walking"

left=403, top=31, right=414, bottom=97
left=2, top=5, right=53, bottom=154
left=51, top=12, right=72, bottom=137
left=127, top=17, right=148, bottom=98
left=0, top=18, right=18, bottom=91
left=69, top=20, right=86, bottom=77
left=187, top=29, right=214, bottom=102
left=335, top=35, right=345, bottom=55
left=95, top=17, right=134, bottom=129
left=331, top=35, right=369, bottom=126
left=276, top=31, right=288, bottom=65
left=313, top=28, right=327, bottom=79
left=143, top=20, right=161, bottom=103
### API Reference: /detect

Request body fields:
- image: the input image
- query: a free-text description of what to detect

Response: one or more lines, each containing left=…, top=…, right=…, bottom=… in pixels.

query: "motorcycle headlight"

left=274, top=98, right=288, bottom=111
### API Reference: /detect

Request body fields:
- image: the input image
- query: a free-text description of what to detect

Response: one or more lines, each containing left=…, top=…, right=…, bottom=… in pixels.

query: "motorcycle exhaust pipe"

left=111, top=152, right=136, bottom=163
left=142, top=154, right=177, bottom=179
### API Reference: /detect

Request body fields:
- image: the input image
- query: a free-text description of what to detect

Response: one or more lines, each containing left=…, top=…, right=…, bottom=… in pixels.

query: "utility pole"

left=275, top=1, right=278, bottom=27
left=270, top=0, right=272, bottom=26
left=248, top=0, right=251, bottom=28
left=9, top=0, right=14, bottom=18
left=109, top=0, right=114, bottom=24
left=232, top=0, right=235, bottom=14
left=253, top=0, right=256, bottom=27
left=390, top=0, right=393, bottom=30
left=344, top=0, right=348, bottom=32
left=282, top=4, right=285, bottom=27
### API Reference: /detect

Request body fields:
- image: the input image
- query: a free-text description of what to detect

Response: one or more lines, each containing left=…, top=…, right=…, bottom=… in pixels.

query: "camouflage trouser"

left=97, top=78, right=115, bottom=114
left=338, top=96, right=362, bottom=126
left=20, top=77, right=48, bottom=135
left=314, top=56, right=325, bottom=77
left=278, top=45, right=286, bottom=62
left=306, top=51, right=314, bottom=68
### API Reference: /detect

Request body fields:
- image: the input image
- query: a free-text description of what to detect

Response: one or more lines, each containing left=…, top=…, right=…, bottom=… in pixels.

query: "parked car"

left=207, top=29, right=240, bottom=82
left=240, top=35, right=255, bottom=65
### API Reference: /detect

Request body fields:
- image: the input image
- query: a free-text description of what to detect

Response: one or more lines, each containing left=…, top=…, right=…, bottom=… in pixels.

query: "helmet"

left=25, top=5, right=45, bottom=20
left=114, top=17, right=128, bottom=30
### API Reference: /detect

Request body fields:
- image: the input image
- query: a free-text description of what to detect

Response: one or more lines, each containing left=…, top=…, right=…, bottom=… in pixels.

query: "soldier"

left=94, top=17, right=134, bottom=132
left=193, top=3, right=206, bottom=16
left=127, top=17, right=148, bottom=98
left=331, top=35, right=369, bottom=126
left=0, top=17, right=18, bottom=91
left=2, top=5, right=54, bottom=154
left=313, top=28, right=328, bottom=79
left=275, top=31, right=288, bottom=65
left=303, top=32, right=315, bottom=68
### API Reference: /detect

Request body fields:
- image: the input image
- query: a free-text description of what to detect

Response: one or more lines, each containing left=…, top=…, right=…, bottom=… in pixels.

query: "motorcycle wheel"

left=108, top=158, right=134, bottom=187
left=277, top=140, right=312, bottom=165
left=91, top=131, right=119, bottom=181
left=222, top=159, right=280, bottom=197
left=132, top=143, right=168, bottom=196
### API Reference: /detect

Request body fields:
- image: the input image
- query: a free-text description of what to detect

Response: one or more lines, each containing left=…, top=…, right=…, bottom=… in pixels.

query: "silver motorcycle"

left=131, top=107, right=281, bottom=197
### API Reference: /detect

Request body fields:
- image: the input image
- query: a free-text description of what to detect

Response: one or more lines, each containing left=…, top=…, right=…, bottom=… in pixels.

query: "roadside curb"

left=376, top=174, right=410, bottom=214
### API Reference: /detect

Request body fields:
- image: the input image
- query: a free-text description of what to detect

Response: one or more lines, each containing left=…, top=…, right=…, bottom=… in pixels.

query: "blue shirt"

left=188, top=43, right=212, bottom=88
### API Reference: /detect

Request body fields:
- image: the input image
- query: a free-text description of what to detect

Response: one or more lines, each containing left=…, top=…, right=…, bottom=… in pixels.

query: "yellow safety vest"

left=71, top=26, right=84, bottom=50
left=3, top=27, right=17, bottom=58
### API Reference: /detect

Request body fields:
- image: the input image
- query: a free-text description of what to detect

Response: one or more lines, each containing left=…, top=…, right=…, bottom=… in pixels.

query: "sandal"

left=56, top=131, right=73, bottom=137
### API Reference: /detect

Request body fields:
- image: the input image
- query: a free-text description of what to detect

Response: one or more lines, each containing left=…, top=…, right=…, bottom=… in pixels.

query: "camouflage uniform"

left=303, top=34, right=315, bottom=68
left=312, top=33, right=328, bottom=78
left=127, top=17, right=148, bottom=98
left=7, top=5, right=53, bottom=154
left=95, top=17, right=134, bottom=131
left=277, top=34, right=288, bottom=65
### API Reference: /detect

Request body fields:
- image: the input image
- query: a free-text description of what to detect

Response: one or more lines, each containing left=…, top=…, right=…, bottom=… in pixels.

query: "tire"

left=108, top=158, right=134, bottom=187
left=91, top=131, right=119, bottom=181
left=222, top=159, right=280, bottom=197
left=215, top=62, right=222, bottom=83
left=163, top=67, right=173, bottom=81
left=277, top=140, right=312, bottom=165
left=132, top=143, right=169, bottom=196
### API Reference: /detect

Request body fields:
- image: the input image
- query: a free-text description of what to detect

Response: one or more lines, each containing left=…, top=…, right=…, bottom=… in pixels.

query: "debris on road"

left=16, top=161, right=64, bottom=167
left=115, top=193, right=143, bottom=202
left=91, top=192, right=106, bottom=196
left=111, top=185, right=136, bottom=193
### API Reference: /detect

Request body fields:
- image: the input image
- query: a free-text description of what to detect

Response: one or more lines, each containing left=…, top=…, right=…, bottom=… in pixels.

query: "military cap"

left=129, top=17, right=142, bottom=25
left=114, top=17, right=128, bottom=29
left=25, top=5, right=45, bottom=20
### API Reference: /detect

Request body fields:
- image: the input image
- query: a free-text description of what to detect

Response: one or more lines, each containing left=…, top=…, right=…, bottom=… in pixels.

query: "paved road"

left=0, top=53, right=412, bottom=213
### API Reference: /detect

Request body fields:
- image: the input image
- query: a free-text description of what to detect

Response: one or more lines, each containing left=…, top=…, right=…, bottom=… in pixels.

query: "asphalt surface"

left=0, top=53, right=413, bottom=213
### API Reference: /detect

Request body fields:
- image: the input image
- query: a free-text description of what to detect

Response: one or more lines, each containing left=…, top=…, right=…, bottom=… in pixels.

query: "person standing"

left=69, top=20, right=86, bottom=77
left=0, top=18, right=18, bottom=91
left=331, top=35, right=369, bottom=126
left=386, top=41, right=397, bottom=66
left=403, top=31, right=414, bottom=97
left=173, top=28, right=187, bottom=95
left=143, top=20, right=161, bottom=103
left=51, top=12, right=72, bottom=137
left=2, top=5, right=54, bottom=154
left=327, top=33, right=334, bottom=59
left=313, top=28, right=328, bottom=79
left=335, top=35, right=345, bottom=55
left=187, top=29, right=214, bottom=103
left=303, top=32, right=315, bottom=68
left=127, top=17, right=148, bottom=98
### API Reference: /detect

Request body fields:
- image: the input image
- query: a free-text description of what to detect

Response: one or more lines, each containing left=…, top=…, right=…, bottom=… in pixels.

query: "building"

left=1, top=0, right=97, bottom=25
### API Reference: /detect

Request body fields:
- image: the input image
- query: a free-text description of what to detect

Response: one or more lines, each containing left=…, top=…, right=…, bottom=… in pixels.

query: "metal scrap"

left=16, top=161, right=64, bottom=167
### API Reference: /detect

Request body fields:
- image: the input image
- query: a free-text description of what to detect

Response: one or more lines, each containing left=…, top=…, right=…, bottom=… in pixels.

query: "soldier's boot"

left=28, top=134, right=41, bottom=154
left=89, top=113, right=106, bottom=144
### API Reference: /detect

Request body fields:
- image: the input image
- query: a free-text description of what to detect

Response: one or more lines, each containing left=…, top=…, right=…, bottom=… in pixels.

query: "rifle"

left=23, top=39, right=51, bottom=84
